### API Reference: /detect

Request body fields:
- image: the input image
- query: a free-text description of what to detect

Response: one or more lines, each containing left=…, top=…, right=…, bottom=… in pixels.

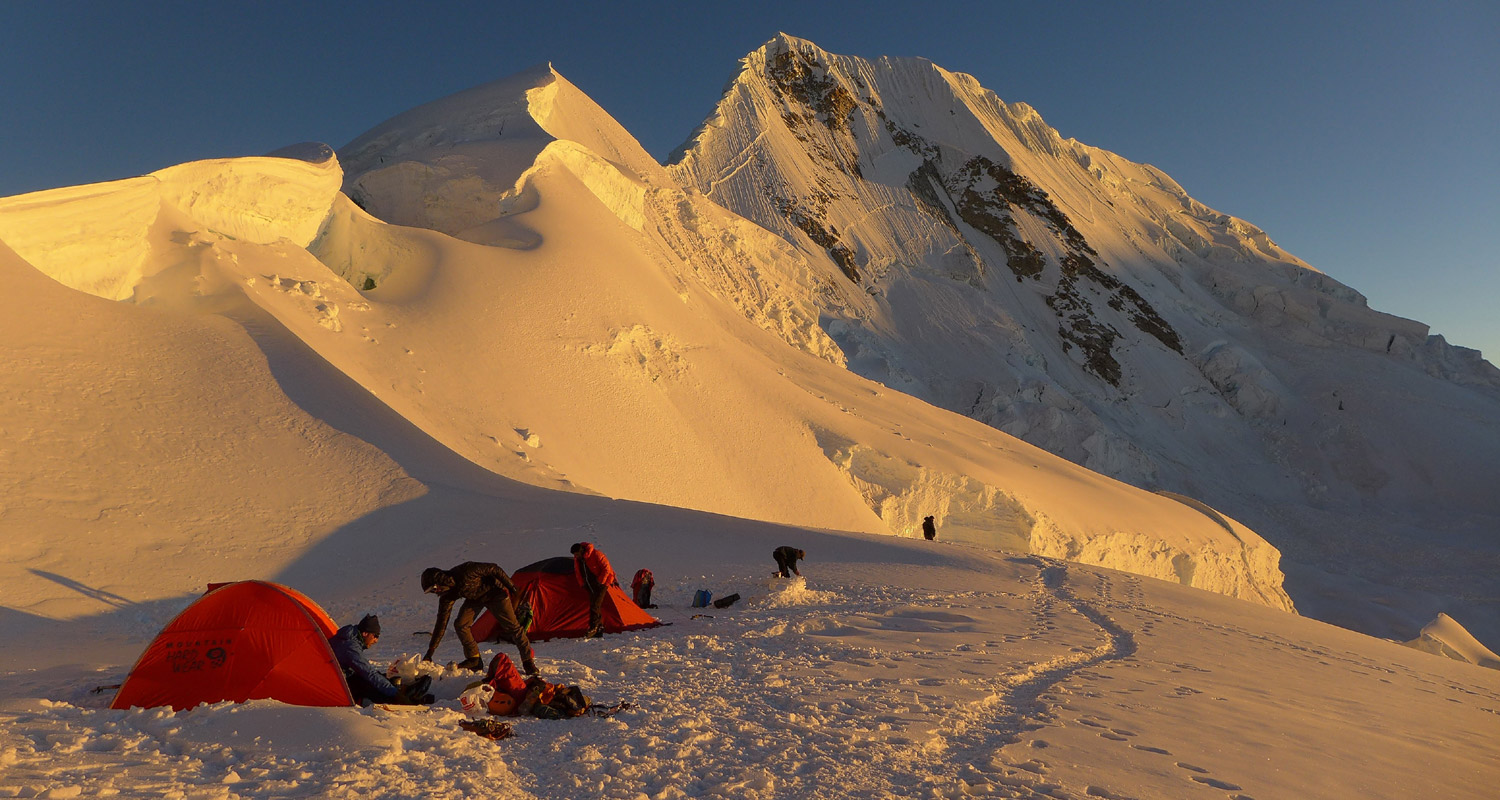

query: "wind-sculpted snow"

left=810, top=428, right=1292, bottom=610
left=339, top=64, right=846, bottom=370
left=1405, top=613, right=1500, bottom=669
left=0, top=177, right=160, bottom=300
left=0, top=154, right=342, bottom=301
left=340, top=66, right=664, bottom=242
left=0, top=240, right=422, bottom=621
left=671, top=34, right=1500, bottom=646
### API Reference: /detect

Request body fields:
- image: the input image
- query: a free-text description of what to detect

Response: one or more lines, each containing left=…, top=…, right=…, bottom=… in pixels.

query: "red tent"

left=473, top=557, right=662, bottom=642
left=111, top=581, right=354, bottom=711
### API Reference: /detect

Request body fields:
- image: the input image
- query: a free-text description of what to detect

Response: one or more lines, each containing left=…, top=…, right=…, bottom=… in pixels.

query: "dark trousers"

left=345, top=672, right=387, bottom=706
left=775, top=556, right=797, bottom=577
left=455, top=594, right=532, bottom=663
left=633, top=584, right=653, bottom=608
left=586, top=586, right=606, bottom=632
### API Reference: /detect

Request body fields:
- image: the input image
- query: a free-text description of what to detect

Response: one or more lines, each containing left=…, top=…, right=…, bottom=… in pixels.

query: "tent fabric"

left=111, top=581, right=354, bottom=711
left=472, top=556, right=662, bottom=642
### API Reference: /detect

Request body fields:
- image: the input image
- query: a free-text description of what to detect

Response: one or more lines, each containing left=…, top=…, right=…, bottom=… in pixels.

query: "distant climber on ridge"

left=922, top=516, right=937, bottom=541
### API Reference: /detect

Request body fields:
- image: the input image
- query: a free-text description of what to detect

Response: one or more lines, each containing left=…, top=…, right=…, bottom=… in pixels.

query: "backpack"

left=524, top=678, right=591, bottom=719
left=481, top=653, right=530, bottom=715
left=515, top=599, right=534, bottom=634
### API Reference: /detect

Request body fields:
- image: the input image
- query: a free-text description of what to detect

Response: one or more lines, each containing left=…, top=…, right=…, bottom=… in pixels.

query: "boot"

left=584, top=626, right=604, bottom=639
left=520, top=649, right=540, bottom=676
left=457, top=656, right=484, bottom=672
left=396, top=675, right=433, bottom=705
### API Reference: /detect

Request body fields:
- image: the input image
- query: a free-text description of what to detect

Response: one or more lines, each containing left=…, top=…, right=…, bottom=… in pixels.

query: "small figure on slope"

left=922, top=515, right=937, bottom=541
left=773, top=546, right=805, bottom=578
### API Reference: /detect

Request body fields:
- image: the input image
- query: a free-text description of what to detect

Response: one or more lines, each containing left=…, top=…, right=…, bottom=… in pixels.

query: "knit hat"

left=358, top=614, right=381, bottom=637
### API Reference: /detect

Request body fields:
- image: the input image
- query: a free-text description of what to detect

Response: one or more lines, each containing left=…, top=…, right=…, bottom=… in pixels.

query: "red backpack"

left=484, top=652, right=591, bottom=719
left=483, top=653, right=530, bottom=714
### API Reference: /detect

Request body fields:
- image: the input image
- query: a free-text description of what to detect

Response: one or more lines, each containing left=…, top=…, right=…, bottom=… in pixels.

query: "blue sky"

left=2, top=1, right=1495, bottom=360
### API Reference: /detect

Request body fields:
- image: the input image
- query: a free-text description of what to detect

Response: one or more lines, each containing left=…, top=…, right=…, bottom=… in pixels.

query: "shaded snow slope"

left=669, top=34, right=1500, bottom=645
left=2, top=520, right=1496, bottom=799
left=0, top=241, right=422, bottom=622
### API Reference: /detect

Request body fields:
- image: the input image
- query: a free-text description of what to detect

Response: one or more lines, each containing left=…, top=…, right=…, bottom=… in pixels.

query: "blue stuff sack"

left=691, top=589, right=713, bottom=608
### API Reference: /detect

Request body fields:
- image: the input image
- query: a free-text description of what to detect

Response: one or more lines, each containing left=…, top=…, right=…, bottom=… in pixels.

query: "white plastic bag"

left=458, top=683, right=495, bottom=719
left=387, top=654, right=421, bottom=682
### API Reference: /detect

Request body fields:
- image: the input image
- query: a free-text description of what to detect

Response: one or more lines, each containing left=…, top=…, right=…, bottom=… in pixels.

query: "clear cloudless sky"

left=2, top=1, right=1495, bottom=361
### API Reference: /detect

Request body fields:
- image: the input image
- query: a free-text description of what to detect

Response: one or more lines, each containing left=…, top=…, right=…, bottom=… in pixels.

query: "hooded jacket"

left=573, top=543, right=617, bottom=590
left=424, top=561, right=522, bottom=657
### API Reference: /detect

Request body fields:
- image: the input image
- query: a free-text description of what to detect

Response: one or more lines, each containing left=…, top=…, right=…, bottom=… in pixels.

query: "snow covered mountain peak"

left=0, top=55, right=1310, bottom=620
left=339, top=64, right=666, bottom=242
left=671, top=36, right=1500, bottom=645
left=1, top=35, right=1495, bottom=655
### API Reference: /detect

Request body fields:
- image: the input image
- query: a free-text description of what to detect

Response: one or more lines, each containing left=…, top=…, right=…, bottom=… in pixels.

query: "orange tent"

left=472, top=557, right=662, bottom=642
left=111, top=581, right=354, bottom=711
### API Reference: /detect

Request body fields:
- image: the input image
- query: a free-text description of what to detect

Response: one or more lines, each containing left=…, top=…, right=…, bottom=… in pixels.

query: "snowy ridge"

left=670, top=34, right=1500, bottom=645
left=339, top=65, right=665, bottom=242
left=1405, top=613, right=1500, bottom=669
left=0, top=240, right=422, bottom=623
left=0, top=154, right=342, bottom=302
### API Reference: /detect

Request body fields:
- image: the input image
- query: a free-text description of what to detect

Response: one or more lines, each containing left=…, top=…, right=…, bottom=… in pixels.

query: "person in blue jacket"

left=329, top=614, right=432, bottom=706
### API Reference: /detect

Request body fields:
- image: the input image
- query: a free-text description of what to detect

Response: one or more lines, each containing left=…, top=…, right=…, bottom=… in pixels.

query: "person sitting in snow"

left=329, top=614, right=433, bottom=706
left=571, top=542, right=618, bottom=639
left=773, top=546, right=805, bottom=578
left=421, top=562, right=538, bottom=675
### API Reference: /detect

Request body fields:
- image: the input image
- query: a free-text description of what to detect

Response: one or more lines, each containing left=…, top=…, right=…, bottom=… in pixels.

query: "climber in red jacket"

left=571, top=542, right=618, bottom=638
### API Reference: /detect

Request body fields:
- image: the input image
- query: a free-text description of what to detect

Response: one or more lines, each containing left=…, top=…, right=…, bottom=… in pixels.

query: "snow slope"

left=0, top=239, right=422, bottom=625
left=2, top=524, right=1496, bottom=799
left=668, top=34, right=1500, bottom=645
